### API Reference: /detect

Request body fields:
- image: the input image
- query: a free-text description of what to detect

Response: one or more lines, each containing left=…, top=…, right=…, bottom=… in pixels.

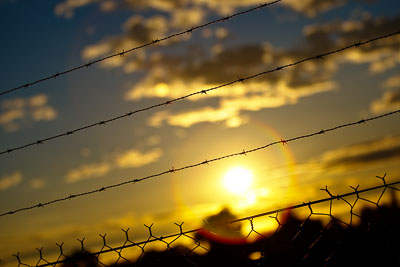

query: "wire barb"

left=0, top=0, right=284, bottom=97
left=1, top=30, right=400, bottom=156
left=1, top=112, right=400, bottom=217
left=4, top=177, right=399, bottom=267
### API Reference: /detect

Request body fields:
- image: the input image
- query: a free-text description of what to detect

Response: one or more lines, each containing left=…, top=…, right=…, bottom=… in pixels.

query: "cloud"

left=124, top=14, right=400, bottom=128
left=0, top=109, right=25, bottom=125
left=31, top=106, right=58, bottom=121
left=0, top=172, right=22, bottom=191
left=1, top=98, right=25, bottom=109
left=321, top=135, right=400, bottom=168
left=149, top=106, right=240, bottom=128
left=147, top=79, right=334, bottom=128
left=384, top=74, right=400, bottom=88
left=0, top=94, right=57, bottom=132
left=65, top=162, right=112, bottom=183
left=370, top=90, right=400, bottom=114
left=65, top=148, right=163, bottom=183
left=54, top=0, right=374, bottom=24
left=72, top=3, right=399, bottom=129
left=30, top=178, right=46, bottom=189
left=370, top=74, right=400, bottom=114
left=116, top=148, right=162, bottom=168
left=29, top=94, right=48, bottom=107
left=302, top=14, right=400, bottom=73
left=265, top=135, right=400, bottom=190
left=283, top=0, right=347, bottom=17
left=54, top=0, right=98, bottom=19
left=146, top=135, right=161, bottom=146
left=170, top=7, right=205, bottom=29
left=81, top=14, right=169, bottom=68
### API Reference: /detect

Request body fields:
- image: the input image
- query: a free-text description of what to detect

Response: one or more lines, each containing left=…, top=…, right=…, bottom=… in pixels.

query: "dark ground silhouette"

left=62, top=193, right=400, bottom=267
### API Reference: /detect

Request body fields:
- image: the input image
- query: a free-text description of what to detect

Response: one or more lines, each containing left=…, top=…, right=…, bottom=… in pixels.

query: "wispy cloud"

left=55, top=0, right=369, bottom=20
left=371, top=74, right=400, bottom=114
left=57, top=1, right=400, bottom=130
left=285, top=135, right=400, bottom=181
left=370, top=91, right=400, bottom=114
left=116, top=148, right=162, bottom=168
left=0, top=172, right=22, bottom=191
left=65, top=148, right=163, bottom=183
left=384, top=75, right=400, bottom=88
left=321, top=136, right=400, bottom=168
left=81, top=14, right=169, bottom=70
left=147, top=80, right=334, bottom=128
left=31, top=106, right=57, bottom=121
left=65, top=162, right=112, bottom=183
left=30, top=178, right=47, bottom=189
left=54, top=0, right=97, bottom=19
left=0, top=94, right=57, bottom=132
left=283, top=0, right=348, bottom=17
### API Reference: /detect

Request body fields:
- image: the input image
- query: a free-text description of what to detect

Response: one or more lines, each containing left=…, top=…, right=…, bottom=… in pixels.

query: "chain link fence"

left=4, top=174, right=400, bottom=266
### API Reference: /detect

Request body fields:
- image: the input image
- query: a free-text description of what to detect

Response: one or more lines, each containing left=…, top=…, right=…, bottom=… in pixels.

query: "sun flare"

left=223, top=167, right=253, bottom=194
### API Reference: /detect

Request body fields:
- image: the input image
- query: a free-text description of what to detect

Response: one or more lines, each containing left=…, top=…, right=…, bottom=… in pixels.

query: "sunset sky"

left=1, top=0, right=400, bottom=265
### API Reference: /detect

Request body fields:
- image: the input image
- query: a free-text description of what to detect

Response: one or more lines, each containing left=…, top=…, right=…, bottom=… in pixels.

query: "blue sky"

left=1, top=0, right=400, bottom=265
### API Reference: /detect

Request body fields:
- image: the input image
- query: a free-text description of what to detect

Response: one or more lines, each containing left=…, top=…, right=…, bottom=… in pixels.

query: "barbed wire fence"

left=2, top=174, right=399, bottom=266
left=0, top=0, right=283, bottom=98
left=1, top=29, right=399, bottom=156
left=1, top=109, right=399, bottom=218
left=1, top=2, right=400, bottom=267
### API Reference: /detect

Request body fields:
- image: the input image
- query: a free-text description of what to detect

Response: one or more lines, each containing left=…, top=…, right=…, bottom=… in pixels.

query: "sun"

left=223, top=166, right=253, bottom=194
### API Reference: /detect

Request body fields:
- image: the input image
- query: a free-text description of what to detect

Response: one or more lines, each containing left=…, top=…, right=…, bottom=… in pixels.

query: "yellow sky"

left=1, top=0, right=400, bottom=266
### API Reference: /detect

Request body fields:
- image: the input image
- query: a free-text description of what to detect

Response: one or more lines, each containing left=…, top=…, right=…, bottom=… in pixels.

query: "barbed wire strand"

left=10, top=176, right=400, bottom=267
left=0, top=0, right=283, bottom=97
left=1, top=109, right=399, bottom=218
left=1, top=29, right=399, bottom=156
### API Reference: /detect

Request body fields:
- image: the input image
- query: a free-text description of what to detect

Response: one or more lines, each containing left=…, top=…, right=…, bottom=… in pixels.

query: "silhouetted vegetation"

left=63, top=193, right=400, bottom=266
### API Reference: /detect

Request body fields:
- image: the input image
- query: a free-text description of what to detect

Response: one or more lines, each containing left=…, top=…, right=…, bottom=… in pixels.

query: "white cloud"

left=149, top=106, right=240, bottom=128
left=116, top=148, right=162, bottom=168
left=29, top=94, right=48, bottom=107
left=171, top=7, right=205, bottom=29
left=0, top=109, right=25, bottom=125
left=0, top=94, right=57, bottom=132
left=147, top=80, right=334, bottom=128
left=31, top=106, right=58, bottom=121
left=65, top=162, right=112, bottom=183
left=65, top=148, right=163, bottom=183
left=61, top=1, right=400, bottom=131
left=370, top=90, right=400, bottom=114
left=54, top=0, right=368, bottom=23
left=54, top=0, right=97, bottom=19
left=0, top=172, right=22, bottom=191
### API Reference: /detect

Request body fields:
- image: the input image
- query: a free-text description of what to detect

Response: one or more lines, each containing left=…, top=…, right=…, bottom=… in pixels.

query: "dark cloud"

left=371, top=90, right=400, bottom=114
left=78, top=3, right=400, bottom=128
left=388, top=91, right=400, bottom=103
left=56, top=0, right=374, bottom=19
left=323, top=136, right=400, bottom=168
left=326, top=146, right=400, bottom=167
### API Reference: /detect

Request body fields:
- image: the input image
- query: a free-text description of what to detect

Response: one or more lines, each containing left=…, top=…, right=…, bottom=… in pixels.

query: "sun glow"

left=223, top=167, right=253, bottom=194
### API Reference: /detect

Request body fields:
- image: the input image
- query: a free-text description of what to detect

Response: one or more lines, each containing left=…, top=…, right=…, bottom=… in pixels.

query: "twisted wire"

left=1, top=109, right=399, bottom=218
left=1, top=29, right=399, bottom=156
left=0, top=0, right=283, bottom=97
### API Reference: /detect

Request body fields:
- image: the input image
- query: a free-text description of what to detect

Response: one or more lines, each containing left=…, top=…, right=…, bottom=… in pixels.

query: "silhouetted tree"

left=62, top=197, right=400, bottom=266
